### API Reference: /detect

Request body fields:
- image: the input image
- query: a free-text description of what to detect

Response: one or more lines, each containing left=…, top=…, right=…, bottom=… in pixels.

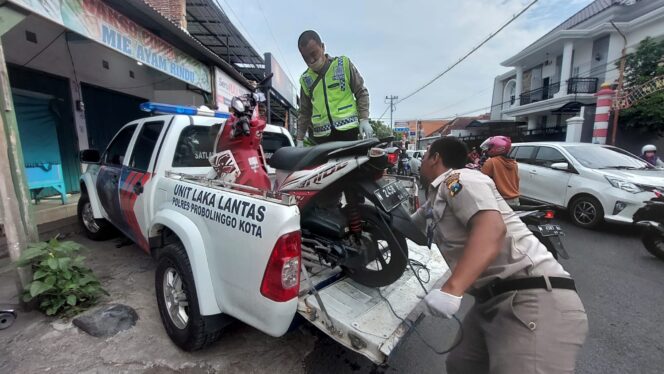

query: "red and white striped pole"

left=592, top=83, right=614, bottom=144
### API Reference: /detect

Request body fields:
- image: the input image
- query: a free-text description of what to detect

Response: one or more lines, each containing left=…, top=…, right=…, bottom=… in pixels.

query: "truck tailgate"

left=298, top=242, right=449, bottom=364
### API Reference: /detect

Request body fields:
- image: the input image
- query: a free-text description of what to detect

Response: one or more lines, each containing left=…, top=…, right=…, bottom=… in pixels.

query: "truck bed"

left=298, top=242, right=450, bottom=364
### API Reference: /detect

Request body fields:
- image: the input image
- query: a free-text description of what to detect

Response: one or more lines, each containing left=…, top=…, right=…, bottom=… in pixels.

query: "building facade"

left=490, top=0, right=664, bottom=146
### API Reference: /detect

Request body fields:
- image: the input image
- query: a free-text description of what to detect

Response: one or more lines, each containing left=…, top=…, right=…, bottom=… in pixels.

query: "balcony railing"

left=518, top=78, right=599, bottom=106
left=519, top=82, right=561, bottom=105
left=568, top=77, right=598, bottom=94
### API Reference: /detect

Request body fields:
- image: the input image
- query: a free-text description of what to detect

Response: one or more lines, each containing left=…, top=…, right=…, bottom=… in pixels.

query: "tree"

left=618, top=37, right=664, bottom=136
left=369, top=119, right=394, bottom=138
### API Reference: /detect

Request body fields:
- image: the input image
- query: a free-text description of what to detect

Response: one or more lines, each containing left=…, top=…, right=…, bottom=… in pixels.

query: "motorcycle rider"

left=480, top=136, right=520, bottom=209
left=296, top=30, right=373, bottom=146
left=642, top=144, right=664, bottom=167
left=413, top=136, right=587, bottom=374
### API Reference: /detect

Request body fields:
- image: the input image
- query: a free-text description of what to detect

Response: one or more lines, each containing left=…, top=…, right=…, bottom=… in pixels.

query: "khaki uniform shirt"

left=412, top=168, right=568, bottom=292
left=297, top=55, right=370, bottom=140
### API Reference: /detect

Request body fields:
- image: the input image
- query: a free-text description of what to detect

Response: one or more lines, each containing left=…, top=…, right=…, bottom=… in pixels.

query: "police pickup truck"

left=77, top=103, right=448, bottom=364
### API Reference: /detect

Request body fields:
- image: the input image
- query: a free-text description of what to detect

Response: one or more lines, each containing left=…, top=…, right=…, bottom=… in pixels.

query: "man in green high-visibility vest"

left=296, top=30, right=373, bottom=146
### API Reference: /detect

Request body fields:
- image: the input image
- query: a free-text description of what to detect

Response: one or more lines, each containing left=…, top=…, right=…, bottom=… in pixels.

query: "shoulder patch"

left=444, top=172, right=463, bottom=197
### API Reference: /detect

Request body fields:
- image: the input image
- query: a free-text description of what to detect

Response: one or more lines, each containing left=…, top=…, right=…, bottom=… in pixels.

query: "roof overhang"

left=467, top=120, right=526, bottom=128
left=503, top=94, right=596, bottom=117
left=185, top=0, right=265, bottom=82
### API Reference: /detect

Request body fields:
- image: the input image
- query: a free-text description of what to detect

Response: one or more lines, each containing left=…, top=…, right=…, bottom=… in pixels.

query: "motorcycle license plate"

left=538, top=224, right=564, bottom=237
left=374, top=182, right=410, bottom=212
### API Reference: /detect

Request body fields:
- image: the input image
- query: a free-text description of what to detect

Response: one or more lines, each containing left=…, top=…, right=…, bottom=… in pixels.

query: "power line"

left=375, top=104, right=391, bottom=122
left=255, top=0, right=297, bottom=84
left=396, top=0, right=539, bottom=105
left=420, top=86, right=493, bottom=117
left=402, top=55, right=625, bottom=122
left=22, top=30, right=65, bottom=67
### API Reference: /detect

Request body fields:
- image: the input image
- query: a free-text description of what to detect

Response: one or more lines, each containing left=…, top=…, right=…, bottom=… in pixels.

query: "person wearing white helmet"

left=642, top=144, right=664, bottom=167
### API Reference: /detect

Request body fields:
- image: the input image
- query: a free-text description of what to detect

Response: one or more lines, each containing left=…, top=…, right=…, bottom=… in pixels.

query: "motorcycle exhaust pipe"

left=636, top=221, right=664, bottom=234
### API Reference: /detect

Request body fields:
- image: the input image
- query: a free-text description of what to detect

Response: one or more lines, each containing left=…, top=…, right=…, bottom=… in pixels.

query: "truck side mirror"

left=80, top=149, right=101, bottom=164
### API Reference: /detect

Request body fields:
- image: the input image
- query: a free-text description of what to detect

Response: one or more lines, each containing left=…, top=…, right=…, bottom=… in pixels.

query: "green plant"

left=16, top=239, right=108, bottom=317
left=618, top=37, right=664, bottom=135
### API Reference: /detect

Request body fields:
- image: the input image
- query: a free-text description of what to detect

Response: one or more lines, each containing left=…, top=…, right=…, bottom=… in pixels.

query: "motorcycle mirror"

left=253, top=92, right=266, bottom=102
left=231, top=97, right=245, bottom=112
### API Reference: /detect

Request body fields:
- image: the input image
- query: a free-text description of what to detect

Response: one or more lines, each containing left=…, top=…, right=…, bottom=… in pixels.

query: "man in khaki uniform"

left=412, top=137, right=588, bottom=373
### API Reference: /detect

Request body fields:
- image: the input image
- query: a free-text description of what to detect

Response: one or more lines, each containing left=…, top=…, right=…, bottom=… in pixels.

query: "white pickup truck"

left=77, top=106, right=448, bottom=364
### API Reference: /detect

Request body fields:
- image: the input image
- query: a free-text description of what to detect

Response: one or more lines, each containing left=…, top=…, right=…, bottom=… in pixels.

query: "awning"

left=551, top=101, right=586, bottom=115
left=185, top=0, right=265, bottom=82
left=466, top=120, right=527, bottom=128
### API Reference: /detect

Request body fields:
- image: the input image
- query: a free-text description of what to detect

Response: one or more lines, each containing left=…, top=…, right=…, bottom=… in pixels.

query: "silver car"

left=509, top=142, right=664, bottom=228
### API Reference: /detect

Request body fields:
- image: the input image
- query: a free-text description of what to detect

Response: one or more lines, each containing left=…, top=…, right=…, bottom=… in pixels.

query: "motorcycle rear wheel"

left=341, top=206, right=409, bottom=287
left=643, top=230, right=664, bottom=261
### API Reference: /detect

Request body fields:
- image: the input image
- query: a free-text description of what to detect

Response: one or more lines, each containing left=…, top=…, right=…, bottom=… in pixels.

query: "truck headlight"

left=605, top=176, right=642, bottom=194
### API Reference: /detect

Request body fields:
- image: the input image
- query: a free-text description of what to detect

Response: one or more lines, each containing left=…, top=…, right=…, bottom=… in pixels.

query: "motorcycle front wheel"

left=341, top=206, right=409, bottom=287
left=643, top=229, right=664, bottom=261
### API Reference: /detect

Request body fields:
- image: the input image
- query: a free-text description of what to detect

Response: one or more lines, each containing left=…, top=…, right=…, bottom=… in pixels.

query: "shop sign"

left=10, top=0, right=211, bottom=91
left=214, top=67, right=249, bottom=112
left=265, top=53, right=297, bottom=108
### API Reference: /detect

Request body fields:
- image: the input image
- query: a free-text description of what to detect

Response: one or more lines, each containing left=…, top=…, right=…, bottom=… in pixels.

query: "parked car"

left=509, top=142, right=664, bottom=228
left=259, top=125, right=294, bottom=174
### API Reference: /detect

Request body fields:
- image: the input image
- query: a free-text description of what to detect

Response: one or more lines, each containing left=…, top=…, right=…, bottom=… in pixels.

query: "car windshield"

left=565, top=145, right=652, bottom=170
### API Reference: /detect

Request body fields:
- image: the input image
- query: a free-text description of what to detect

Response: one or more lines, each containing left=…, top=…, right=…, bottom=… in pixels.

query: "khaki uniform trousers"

left=446, top=288, right=588, bottom=374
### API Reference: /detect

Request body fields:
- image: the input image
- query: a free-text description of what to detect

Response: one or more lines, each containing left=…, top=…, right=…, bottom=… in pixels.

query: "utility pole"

left=385, top=95, right=398, bottom=129
left=0, top=5, right=38, bottom=306
left=610, top=21, right=627, bottom=146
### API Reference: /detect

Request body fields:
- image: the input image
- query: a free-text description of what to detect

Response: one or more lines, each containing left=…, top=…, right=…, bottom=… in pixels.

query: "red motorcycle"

left=212, top=80, right=426, bottom=287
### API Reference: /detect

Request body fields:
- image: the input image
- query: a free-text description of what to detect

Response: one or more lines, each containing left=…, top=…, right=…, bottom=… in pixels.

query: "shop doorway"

left=8, top=66, right=80, bottom=193
left=81, top=83, right=148, bottom=152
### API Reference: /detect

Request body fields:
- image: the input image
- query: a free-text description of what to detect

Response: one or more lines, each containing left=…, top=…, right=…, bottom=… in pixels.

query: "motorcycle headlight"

left=605, top=176, right=642, bottom=194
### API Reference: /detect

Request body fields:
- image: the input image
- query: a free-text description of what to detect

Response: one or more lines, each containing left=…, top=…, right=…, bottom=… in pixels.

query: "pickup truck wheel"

left=155, top=242, right=222, bottom=351
left=569, top=195, right=604, bottom=229
left=77, top=195, right=115, bottom=240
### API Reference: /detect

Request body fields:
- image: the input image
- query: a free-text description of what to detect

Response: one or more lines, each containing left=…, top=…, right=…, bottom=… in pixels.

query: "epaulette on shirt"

left=444, top=171, right=463, bottom=197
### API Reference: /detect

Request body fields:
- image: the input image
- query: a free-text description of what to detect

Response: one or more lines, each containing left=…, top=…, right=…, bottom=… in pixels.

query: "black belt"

left=474, top=276, right=576, bottom=302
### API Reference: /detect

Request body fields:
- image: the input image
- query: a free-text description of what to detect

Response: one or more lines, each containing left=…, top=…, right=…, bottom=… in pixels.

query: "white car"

left=509, top=142, right=664, bottom=228
left=259, top=124, right=295, bottom=174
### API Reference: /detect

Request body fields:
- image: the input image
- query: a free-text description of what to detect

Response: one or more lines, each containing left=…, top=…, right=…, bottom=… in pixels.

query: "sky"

left=218, top=0, right=594, bottom=123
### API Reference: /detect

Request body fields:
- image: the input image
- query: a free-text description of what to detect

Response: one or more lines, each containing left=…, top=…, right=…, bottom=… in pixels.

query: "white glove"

left=423, top=289, right=462, bottom=319
left=296, top=139, right=304, bottom=147
left=359, top=119, right=373, bottom=139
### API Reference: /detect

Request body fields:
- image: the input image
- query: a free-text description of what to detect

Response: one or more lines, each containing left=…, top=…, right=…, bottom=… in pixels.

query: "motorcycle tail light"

left=544, top=210, right=555, bottom=219
left=387, top=153, right=398, bottom=166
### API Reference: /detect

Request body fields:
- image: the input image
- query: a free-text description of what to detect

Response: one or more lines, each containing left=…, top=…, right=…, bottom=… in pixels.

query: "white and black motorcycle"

left=269, top=139, right=427, bottom=287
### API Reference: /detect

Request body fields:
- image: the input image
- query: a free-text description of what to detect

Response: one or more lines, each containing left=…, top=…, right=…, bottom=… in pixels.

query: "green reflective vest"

left=300, top=56, right=359, bottom=138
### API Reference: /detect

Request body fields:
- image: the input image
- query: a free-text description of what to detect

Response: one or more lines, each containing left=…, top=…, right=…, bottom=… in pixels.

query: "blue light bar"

left=139, top=102, right=230, bottom=119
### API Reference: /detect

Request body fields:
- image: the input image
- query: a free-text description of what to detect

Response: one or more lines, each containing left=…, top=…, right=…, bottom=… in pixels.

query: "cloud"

left=221, top=0, right=594, bottom=121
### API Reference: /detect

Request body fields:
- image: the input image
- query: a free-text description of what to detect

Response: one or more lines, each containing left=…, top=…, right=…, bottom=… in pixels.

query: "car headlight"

left=605, top=176, right=642, bottom=193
